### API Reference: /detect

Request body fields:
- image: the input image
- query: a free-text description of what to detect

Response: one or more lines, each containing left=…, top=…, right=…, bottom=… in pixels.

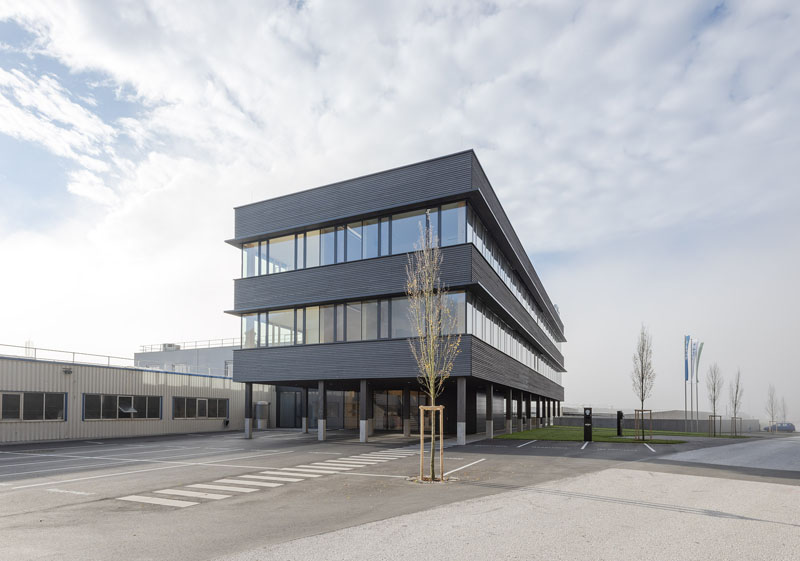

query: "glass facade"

left=268, top=235, right=295, bottom=274
left=391, top=209, right=427, bottom=254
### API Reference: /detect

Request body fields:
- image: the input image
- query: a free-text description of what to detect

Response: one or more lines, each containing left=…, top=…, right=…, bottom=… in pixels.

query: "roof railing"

left=0, top=343, right=134, bottom=368
left=138, top=338, right=241, bottom=353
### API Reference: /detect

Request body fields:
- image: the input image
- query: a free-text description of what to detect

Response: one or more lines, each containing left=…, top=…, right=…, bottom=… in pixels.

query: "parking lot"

left=1, top=430, right=798, bottom=560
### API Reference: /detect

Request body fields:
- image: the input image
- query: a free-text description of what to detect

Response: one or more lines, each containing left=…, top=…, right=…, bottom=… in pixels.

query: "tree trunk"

left=430, top=398, right=436, bottom=480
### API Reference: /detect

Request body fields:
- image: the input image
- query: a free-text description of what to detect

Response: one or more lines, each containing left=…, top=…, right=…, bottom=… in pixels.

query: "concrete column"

left=485, top=383, right=494, bottom=439
left=516, top=391, right=523, bottom=432
left=402, top=386, right=411, bottom=437
left=546, top=399, right=551, bottom=426
left=457, top=377, right=466, bottom=445
left=318, top=380, right=327, bottom=441
left=367, top=384, right=375, bottom=436
left=525, top=393, right=532, bottom=431
left=359, top=380, right=369, bottom=443
left=244, top=382, right=253, bottom=439
left=537, top=395, right=542, bottom=427
left=506, top=388, right=513, bottom=434
left=300, top=387, right=309, bottom=434
left=557, top=401, right=562, bottom=417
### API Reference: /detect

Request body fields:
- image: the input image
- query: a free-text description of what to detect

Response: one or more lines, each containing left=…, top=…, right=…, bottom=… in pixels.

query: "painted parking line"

left=118, top=495, right=197, bottom=508
left=443, top=458, right=486, bottom=477
left=240, top=474, right=304, bottom=483
left=155, top=489, right=230, bottom=500
left=214, top=478, right=283, bottom=488
left=188, top=483, right=259, bottom=493
left=581, top=442, right=589, bottom=450
left=516, top=440, right=537, bottom=448
left=644, top=443, right=656, bottom=453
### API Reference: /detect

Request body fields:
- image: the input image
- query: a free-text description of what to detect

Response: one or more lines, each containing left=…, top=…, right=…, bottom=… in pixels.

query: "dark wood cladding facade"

left=234, top=151, right=473, bottom=242
left=229, top=150, right=566, bottom=401
left=233, top=335, right=561, bottom=399
left=234, top=244, right=473, bottom=312
left=470, top=338, right=564, bottom=400
left=470, top=160, right=565, bottom=337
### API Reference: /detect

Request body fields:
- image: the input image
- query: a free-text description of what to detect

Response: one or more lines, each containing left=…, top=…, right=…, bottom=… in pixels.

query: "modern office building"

left=228, top=150, right=566, bottom=443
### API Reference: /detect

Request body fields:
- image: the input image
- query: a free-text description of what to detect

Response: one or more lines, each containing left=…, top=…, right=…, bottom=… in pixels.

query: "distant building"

left=135, top=339, right=239, bottom=378
left=227, top=150, right=567, bottom=443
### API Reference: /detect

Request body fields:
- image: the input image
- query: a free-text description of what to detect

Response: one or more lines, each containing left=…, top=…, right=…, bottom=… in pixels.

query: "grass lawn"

left=496, top=425, right=687, bottom=444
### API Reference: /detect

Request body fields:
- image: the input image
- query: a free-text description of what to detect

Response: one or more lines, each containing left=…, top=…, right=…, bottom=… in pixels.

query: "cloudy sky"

left=0, top=1, right=797, bottom=422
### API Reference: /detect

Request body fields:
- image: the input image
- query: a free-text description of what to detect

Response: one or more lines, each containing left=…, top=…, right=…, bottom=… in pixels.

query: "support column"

left=506, top=388, right=513, bottom=434
left=367, top=385, right=375, bottom=436
left=516, top=391, right=523, bottom=432
left=525, top=393, right=532, bottom=431
left=485, top=383, right=494, bottom=439
left=244, top=382, right=253, bottom=439
left=300, top=387, right=308, bottom=434
left=359, top=380, right=369, bottom=443
left=317, top=380, right=327, bottom=441
left=457, top=377, right=466, bottom=445
left=402, top=386, right=411, bottom=437
left=546, top=399, right=552, bottom=427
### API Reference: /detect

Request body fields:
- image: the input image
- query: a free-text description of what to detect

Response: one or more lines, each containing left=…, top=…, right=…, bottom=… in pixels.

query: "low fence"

left=555, top=416, right=760, bottom=433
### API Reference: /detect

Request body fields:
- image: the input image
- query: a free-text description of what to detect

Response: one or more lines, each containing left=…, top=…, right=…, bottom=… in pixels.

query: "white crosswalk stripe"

left=188, top=483, right=259, bottom=493
left=214, top=478, right=282, bottom=488
left=118, top=495, right=197, bottom=508
left=240, top=474, right=304, bottom=483
left=278, top=467, right=331, bottom=475
left=155, top=489, right=230, bottom=500
left=309, top=463, right=354, bottom=470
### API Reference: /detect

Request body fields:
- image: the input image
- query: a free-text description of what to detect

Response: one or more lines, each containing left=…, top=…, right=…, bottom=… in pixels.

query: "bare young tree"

left=705, top=363, right=724, bottom=435
left=631, top=324, right=655, bottom=440
left=729, top=369, right=744, bottom=418
left=780, top=397, right=787, bottom=424
left=765, top=384, right=778, bottom=432
left=406, top=214, right=461, bottom=481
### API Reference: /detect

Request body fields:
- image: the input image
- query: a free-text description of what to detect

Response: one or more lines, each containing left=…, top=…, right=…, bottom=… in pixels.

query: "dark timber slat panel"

left=234, top=244, right=473, bottom=311
left=471, top=338, right=564, bottom=400
left=470, top=159, right=565, bottom=336
left=233, top=336, right=562, bottom=400
left=470, top=245, right=565, bottom=367
left=235, top=152, right=474, bottom=241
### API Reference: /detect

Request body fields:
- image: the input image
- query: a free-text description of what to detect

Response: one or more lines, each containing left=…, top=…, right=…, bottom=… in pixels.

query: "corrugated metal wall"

left=0, top=357, right=274, bottom=444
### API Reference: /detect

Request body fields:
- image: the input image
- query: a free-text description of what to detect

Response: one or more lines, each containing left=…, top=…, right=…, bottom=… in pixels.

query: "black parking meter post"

left=617, top=410, right=624, bottom=436
left=584, top=407, right=592, bottom=441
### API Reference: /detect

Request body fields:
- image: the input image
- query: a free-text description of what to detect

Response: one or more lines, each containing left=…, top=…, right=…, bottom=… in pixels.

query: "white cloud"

left=0, top=1, right=798, bottom=421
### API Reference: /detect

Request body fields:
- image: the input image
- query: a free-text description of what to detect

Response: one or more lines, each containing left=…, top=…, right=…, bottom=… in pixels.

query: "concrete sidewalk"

left=219, top=467, right=800, bottom=561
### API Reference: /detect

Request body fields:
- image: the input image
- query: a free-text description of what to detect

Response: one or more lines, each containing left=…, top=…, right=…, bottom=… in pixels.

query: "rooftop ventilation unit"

left=161, top=343, right=181, bottom=351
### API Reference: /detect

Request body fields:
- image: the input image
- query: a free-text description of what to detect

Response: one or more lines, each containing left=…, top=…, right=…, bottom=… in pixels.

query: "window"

left=336, top=225, right=345, bottom=263
left=296, top=309, right=305, bottom=345
left=269, top=234, right=295, bottom=273
left=320, top=304, right=335, bottom=343
left=268, top=309, right=295, bottom=346
left=379, top=299, right=389, bottom=338
left=118, top=396, right=134, bottom=419
left=258, top=312, right=268, bottom=347
left=297, top=233, right=305, bottom=269
left=335, top=303, right=345, bottom=342
left=391, top=209, right=427, bottom=254
left=2, top=393, right=21, bottom=420
left=320, top=227, right=335, bottom=266
left=391, top=297, right=414, bottom=338
left=174, top=397, right=228, bottom=419
left=22, top=392, right=45, bottom=420
left=102, top=395, right=118, bottom=419
left=363, top=218, right=379, bottom=259
left=241, top=313, right=258, bottom=349
left=147, top=396, right=161, bottom=418
left=346, top=302, right=362, bottom=341
left=306, top=229, right=321, bottom=268
left=134, top=396, right=147, bottom=419
left=346, top=221, right=362, bottom=261
left=306, top=306, right=320, bottom=344
left=443, top=291, right=466, bottom=334
left=380, top=217, right=390, bottom=255
left=242, top=242, right=259, bottom=277
left=362, top=300, right=378, bottom=340
left=259, top=241, right=268, bottom=276
left=428, top=207, right=439, bottom=246
left=441, top=201, right=466, bottom=246
left=84, top=394, right=101, bottom=420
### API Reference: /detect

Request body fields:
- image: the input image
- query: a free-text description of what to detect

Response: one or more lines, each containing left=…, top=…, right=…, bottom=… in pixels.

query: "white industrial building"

left=0, top=343, right=274, bottom=444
